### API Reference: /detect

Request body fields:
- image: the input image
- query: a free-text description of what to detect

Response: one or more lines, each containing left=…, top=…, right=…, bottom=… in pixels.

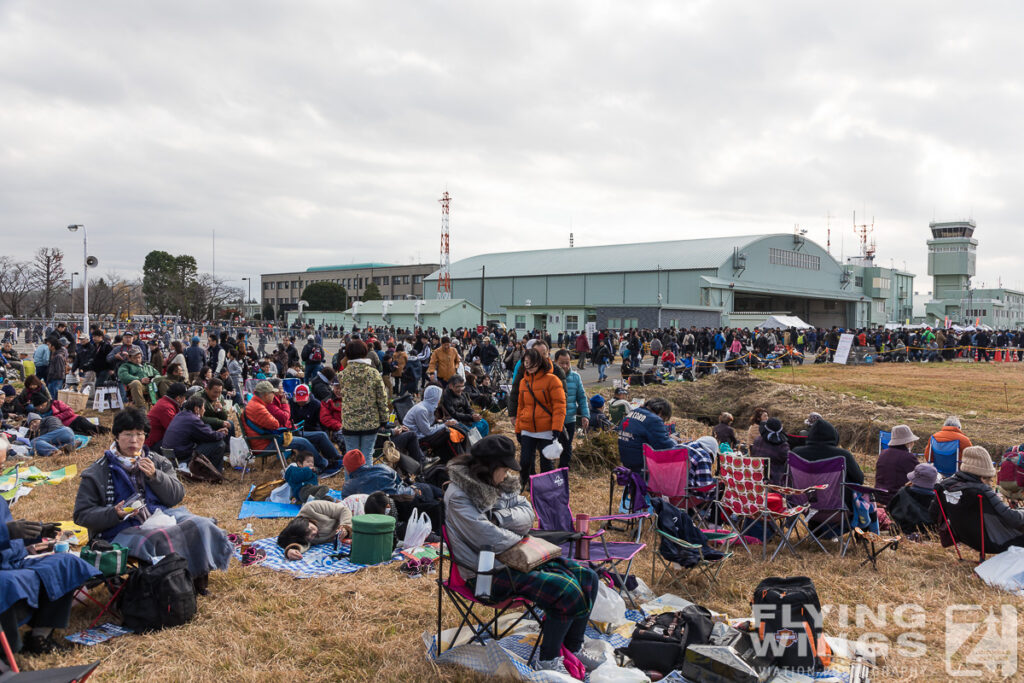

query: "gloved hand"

left=6, top=520, right=43, bottom=540
left=41, top=522, right=62, bottom=538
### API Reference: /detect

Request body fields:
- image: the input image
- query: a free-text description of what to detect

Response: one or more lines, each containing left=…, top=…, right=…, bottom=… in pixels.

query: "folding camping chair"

left=434, top=528, right=545, bottom=662
left=932, top=487, right=988, bottom=563
left=929, top=437, right=961, bottom=477
left=648, top=497, right=736, bottom=597
left=72, top=567, right=135, bottom=630
left=878, top=430, right=891, bottom=454
left=642, top=443, right=718, bottom=528
left=392, top=392, right=415, bottom=425
left=713, top=451, right=817, bottom=561
left=852, top=528, right=901, bottom=570
left=235, top=404, right=291, bottom=487
left=530, top=468, right=647, bottom=606
left=0, top=631, right=99, bottom=680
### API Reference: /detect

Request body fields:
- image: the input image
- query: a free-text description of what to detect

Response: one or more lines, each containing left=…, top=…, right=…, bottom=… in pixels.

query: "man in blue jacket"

left=618, top=397, right=678, bottom=472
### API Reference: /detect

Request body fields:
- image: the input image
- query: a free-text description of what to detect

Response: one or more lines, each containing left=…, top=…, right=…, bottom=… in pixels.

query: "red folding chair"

left=0, top=631, right=100, bottom=680
left=72, top=570, right=133, bottom=630
left=434, top=527, right=545, bottom=662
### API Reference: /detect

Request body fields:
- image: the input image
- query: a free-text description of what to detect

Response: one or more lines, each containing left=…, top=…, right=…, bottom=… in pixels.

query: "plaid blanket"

left=234, top=537, right=401, bottom=579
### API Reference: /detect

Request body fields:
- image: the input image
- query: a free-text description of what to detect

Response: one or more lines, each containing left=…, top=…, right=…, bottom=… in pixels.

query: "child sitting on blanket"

left=284, top=451, right=330, bottom=503
left=277, top=499, right=353, bottom=561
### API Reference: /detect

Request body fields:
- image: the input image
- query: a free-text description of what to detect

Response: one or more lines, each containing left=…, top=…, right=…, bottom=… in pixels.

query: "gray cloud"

left=2, top=1, right=1024, bottom=292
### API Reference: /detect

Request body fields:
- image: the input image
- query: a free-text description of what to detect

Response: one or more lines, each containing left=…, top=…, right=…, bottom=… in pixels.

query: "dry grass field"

left=9, top=363, right=1024, bottom=681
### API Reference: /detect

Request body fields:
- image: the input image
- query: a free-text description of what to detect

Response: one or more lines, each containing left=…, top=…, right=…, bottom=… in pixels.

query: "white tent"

left=759, top=315, right=812, bottom=330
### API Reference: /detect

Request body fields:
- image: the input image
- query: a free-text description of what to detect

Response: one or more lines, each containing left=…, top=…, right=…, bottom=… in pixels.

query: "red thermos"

left=575, top=513, right=591, bottom=560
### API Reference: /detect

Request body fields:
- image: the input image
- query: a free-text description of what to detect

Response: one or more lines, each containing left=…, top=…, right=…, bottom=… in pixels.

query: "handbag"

left=496, top=535, right=562, bottom=572
left=80, top=541, right=130, bottom=576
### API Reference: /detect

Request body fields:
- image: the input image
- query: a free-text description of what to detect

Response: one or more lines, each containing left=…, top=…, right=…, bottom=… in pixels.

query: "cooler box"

left=349, top=514, right=395, bottom=565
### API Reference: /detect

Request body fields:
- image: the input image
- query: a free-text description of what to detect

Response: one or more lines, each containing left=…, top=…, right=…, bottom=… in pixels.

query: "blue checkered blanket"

left=233, top=537, right=401, bottom=579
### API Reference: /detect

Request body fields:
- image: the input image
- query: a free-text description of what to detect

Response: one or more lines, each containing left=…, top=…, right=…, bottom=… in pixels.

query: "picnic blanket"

left=427, top=593, right=874, bottom=682
left=0, top=464, right=78, bottom=501
left=233, top=537, right=402, bottom=579
left=237, top=487, right=344, bottom=519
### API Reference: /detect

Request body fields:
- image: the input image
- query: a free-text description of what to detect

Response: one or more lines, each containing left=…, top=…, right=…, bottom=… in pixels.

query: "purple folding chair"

left=785, top=453, right=846, bottom=556
left=530, top=468, right=647, bottom=605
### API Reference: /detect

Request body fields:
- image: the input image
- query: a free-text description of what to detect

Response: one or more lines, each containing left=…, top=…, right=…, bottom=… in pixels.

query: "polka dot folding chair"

left=714, top=450, right=822, bottom=561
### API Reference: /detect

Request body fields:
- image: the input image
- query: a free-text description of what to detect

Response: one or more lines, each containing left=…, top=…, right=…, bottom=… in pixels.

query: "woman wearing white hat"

left=876, top=425, right=920, bottom=506
left=931, top=446, right=1024, bottom=554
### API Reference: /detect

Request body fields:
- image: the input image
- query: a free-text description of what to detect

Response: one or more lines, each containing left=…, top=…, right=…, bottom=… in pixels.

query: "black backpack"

left=118, top=553, right=197, bottom=632
left=750, top=576, right=830, bottom=671
left=618, top=605, right=714, bottom=676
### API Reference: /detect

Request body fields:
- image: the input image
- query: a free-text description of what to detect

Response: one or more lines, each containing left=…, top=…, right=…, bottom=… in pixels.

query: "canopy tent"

left=759, top=315, right=812, bottom=330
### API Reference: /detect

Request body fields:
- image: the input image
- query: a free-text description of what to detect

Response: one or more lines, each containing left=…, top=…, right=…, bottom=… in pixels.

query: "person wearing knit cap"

left=749, top=417, right=794, bottom=485
left=339, top=448, right=443, bottom=530
left=1, top=384, right=16, bottom=421
left=931, top=446, right=1024, bottom=554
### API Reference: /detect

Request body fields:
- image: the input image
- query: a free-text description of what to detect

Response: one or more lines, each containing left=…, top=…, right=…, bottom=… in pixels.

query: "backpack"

left=421, top=461, right=449, bottom=488
left=118, top=553, right=197, bottom=632
left=310, top=346, right=323, bottom=363
left=750, top=576, right=830, bottom=671
left=618, top=605, right=715, bottom=676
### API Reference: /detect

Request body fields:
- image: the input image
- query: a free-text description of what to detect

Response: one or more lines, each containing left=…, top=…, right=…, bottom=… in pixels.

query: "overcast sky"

left=3, top=1, right=1023, bottom=293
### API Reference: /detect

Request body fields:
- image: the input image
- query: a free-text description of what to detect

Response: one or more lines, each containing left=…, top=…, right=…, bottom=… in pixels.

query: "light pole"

left=71, top=272, right=79, bottom=318
left=67, top=225, right=90, bottom=334
left=241, top=277, right=251, bottom=320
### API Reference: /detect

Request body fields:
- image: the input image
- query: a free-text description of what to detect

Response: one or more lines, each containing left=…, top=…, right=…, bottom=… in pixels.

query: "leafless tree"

left=31, top=247, right=66, bottom=317
left=0, top=257, right=35, bottom=316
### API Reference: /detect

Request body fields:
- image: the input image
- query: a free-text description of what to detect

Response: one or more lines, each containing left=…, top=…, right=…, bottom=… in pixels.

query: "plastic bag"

left=541, top=439, right=563, bottom=462
left=400, top=509, right=431, bottom=549
left=268, top=481, right=292, bottom=504
left=229, top=436, right=251, bottom=468
left=588, top=640, right=649, bottom=683
left=590, top=581, right=627, bottom=625
left=139, top=509, right=177, bottom=530
left=467, top=426, right=483, bottom=446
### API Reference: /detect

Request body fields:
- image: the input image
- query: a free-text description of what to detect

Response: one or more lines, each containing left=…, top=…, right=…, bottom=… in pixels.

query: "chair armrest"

left=590, top=512, right=649, bottom=523
left=653, top=529, right=702, bottom=550
left=848, top=484, right=887, bottom=496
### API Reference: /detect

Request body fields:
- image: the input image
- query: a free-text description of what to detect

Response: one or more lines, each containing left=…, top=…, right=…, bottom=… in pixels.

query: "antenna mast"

left=437, top=191, right=452, bottom=299
left=852, top=210, right=876, bottom=264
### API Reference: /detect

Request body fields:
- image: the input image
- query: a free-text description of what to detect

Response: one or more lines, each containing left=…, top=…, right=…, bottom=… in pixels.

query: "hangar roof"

left=428, top=234, right=792, bottom=280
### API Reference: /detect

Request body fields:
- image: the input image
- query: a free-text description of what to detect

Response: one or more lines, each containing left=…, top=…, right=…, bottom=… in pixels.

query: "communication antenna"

left=826, top=211, right=833, bottom=255
left=852, top=210, right=876, bottom=263
left=437, top=191, right=452, bottom=299
left=570, top=232, right=574, bottom=248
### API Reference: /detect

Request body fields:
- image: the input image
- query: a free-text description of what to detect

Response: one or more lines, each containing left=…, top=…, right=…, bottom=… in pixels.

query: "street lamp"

left=67, top=225, right=94, bottom=335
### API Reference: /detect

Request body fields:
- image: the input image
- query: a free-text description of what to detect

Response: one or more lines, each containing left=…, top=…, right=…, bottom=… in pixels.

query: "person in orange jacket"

left=514, top=348, right=566, bottom=487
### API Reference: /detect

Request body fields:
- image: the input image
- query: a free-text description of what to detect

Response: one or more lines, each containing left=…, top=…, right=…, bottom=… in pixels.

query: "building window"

left=282, top=282, right=289, bottom=290
left=872, top=277, right=891, bottom=290
left=403, top=275, right=410, bottom=284
left=769, top=248, right=820, bottom=270
left=875, top=300, right=886, bottom=314
left=565, top=315, right=579, bottom=331
left=514, top=315, right=526, bottom=330
left=607, top=318, right=621, bottom=330
left=855, top=277, right=863, bottom=287
left=413, top=275, right=423, bottom=284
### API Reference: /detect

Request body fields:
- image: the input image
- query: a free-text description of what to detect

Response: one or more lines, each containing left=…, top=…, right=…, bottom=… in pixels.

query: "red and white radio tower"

left=437, top=191, right=452, bottom=299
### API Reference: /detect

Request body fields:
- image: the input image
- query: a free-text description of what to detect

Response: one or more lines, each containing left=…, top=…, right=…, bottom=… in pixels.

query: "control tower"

left=927, top=220, right=977, bottom=302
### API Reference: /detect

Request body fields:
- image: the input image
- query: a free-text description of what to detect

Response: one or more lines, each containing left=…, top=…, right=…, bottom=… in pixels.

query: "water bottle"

left=475, top=546, right=494, bottom=601
left=242, top=522, right=255, bottom=544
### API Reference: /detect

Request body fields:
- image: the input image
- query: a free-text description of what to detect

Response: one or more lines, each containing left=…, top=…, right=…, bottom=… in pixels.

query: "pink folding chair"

left=642, top=443, right=718, bottom=525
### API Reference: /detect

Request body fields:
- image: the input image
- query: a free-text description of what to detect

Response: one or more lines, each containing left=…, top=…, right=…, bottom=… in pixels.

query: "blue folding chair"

left=929, top=437, right=961, bottom=477
left=878, top=430, right=891, bottom=454
left=281, top=377, right=300, bottom=398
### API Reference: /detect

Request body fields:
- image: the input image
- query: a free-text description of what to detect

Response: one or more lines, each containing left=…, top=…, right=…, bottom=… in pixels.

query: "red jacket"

left=575, top=334, right=589, bottom=353
left=49, top=400, right=78, bottom=427
left=267, top=396, right=293, bottom=429
left=320, top=398, right=342, bottom=431
left=146, top=395, right=180, bottom=448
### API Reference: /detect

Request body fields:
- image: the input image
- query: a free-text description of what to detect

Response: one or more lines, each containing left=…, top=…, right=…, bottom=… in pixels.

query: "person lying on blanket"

left=72, top=407, right=232, bottom=596
left=276, top=499, right=353, bottom=561
left=0, top=435, right=101, bottom=654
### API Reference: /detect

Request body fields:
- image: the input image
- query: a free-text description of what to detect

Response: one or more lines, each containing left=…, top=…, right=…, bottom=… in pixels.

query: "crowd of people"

left=2, top=316, right=1024, bottom=674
